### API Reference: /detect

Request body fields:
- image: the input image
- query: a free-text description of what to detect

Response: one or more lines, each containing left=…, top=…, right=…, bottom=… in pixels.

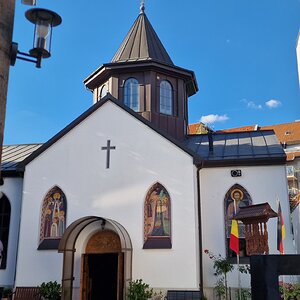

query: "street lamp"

left=10, top=8, right=62, bottom=68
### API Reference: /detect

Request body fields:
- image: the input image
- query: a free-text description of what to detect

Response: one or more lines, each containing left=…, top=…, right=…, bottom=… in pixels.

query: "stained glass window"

left=0, top=194, right=10, bottom=269
left=143, top=183, right=171, bottom=249
left=124, top=78, right=139, bottom=112
left=39, top=186, right=67, bottom=250
left=224, top=184, right=252, bottom=259
left=160, top=80, right=173, bottom=115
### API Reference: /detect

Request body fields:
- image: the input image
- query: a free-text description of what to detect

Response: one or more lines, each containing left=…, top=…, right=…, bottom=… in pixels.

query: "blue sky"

left=4, top=0, right=300, bottom=144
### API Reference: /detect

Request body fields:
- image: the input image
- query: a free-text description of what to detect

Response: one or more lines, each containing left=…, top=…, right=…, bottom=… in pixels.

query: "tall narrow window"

left=38, top=186, right=67, bottom=250
left=160, top=80, right=173, bottom=115
left=0, top=194, right=11, bottom=269
left=124, top=78, right=139, bottom=111
left=98, top=84, right=108, bottom=101
left=224, top=184, right=252, bottom=260
left=143, top=182, right=171, bottom=249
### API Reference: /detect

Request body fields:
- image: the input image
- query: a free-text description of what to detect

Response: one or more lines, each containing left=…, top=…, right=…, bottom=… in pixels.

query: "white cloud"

left=241, top=99, right=262, bottom=109
left=265, top=99, right=281, bottom=108
left=247, top=101, right=263, bottom=109
left=200, top=114, right=229, bottom=124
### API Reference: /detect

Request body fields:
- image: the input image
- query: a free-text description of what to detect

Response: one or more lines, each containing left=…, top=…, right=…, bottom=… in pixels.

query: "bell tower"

left=84, top=3, right=198, bottom=140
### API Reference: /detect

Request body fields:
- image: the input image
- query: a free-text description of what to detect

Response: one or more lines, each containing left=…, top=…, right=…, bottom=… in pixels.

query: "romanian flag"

left=230, top=219, right=239, bottom=255
left=277, top=202, right=285, bottom=254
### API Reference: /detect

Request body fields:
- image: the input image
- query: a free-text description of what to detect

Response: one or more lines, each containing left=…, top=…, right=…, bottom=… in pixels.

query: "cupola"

left=84, top=4, right=198, bottom=140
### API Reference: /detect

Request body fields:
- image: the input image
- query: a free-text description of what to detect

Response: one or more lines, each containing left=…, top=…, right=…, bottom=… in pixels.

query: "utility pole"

left=0, top=0, right=16, bottom=184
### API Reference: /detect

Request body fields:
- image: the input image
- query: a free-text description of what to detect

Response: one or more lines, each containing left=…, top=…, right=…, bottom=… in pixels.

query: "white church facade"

left=0, top=5, right=296, bottom=300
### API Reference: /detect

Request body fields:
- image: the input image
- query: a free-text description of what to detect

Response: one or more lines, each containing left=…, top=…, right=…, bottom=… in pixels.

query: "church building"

left=0, top=4, right=296, bottom=299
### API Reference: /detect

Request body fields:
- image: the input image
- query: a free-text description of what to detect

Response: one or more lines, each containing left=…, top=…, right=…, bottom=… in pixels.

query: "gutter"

left=197, top=165, right=204, bottom=294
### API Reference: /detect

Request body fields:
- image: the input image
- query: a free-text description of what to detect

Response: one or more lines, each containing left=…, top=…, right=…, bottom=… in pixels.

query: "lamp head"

left=26, top=8, right=62, bottom=59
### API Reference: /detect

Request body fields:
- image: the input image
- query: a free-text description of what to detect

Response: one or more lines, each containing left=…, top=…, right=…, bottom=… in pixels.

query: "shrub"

left=38, top=281, right=61, bottom=300
left=127, top=279, right=153, bottom=300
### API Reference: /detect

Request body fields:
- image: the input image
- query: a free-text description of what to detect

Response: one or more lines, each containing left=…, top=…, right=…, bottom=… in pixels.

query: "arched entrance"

left=82, top=230, right=123, bottom=299
left=58, top=216, right=132, bottom=300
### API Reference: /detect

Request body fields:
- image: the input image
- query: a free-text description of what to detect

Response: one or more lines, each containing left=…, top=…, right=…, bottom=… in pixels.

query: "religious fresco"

left=39, top=186, right=66, bottom=249
left=143, top=183, right=171, bottom=249
left=224, top=184, right=252, bottom=258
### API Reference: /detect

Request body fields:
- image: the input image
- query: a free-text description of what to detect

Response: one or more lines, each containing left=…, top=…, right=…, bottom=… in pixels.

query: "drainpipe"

left=197, top=165, right=204, bottom=294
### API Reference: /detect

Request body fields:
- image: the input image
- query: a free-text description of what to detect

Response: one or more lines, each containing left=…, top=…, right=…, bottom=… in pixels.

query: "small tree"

left=204, top=250, right=250, bottom=300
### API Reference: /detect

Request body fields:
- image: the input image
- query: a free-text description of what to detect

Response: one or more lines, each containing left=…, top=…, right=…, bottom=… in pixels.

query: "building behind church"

left=0, top=4, right=297, bottom=300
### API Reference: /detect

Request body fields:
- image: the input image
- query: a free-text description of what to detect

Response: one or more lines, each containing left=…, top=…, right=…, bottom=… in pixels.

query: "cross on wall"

left=101, top=140, right=116, bottom=169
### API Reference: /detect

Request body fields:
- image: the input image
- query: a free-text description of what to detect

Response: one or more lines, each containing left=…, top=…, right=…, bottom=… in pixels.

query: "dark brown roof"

left=111, top=11, right=174, bottom=65
left=1, top=144, right=42, bottom=176
left=184, top=130, right=286, bottom=167
left=234, top=202, right=278, bottom=222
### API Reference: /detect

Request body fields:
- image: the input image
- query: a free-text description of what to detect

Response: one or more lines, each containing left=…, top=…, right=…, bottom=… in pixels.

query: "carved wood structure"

left=234, top=203, right=277, bottom=255
left=81, top=230, right=124, bottom=300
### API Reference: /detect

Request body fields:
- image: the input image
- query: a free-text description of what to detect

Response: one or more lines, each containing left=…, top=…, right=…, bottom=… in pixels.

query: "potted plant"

left=38, top=281, right=61, bottom=300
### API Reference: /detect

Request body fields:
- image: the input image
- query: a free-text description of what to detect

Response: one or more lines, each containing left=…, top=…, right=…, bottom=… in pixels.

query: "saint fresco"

left=143, top=183, right=171, bottom=249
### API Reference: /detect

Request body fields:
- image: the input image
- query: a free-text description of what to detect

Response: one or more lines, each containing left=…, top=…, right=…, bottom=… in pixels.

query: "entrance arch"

left=58, top=216, right=132, bottom=300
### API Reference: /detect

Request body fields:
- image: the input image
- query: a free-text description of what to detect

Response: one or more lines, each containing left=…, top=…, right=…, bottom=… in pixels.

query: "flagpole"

left=237, top=254, right=241, bottom=300
left=232, top=197, right=242, bottom=299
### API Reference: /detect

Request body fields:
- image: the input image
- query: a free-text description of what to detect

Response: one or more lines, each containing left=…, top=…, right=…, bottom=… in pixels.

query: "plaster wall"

left=292, top=207, right=300, bottom=254
left=0, top=177, right=23, bottom=286
left=15, top=101, right=199, bottom=290
left=200, top=165, right=294, bottom=289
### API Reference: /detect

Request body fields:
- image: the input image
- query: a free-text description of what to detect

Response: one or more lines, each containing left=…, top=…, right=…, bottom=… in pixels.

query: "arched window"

left=98, top=84, right=108, bottom=101
left=143, top=182, right=171, bottom=249
left=124, top=78, right=139, bottom=112
left=38, top=186, right=67, bottom=250
left=0, top=193, right=11, bottom=269
left=160, top=80, right=173, bottom=115
left=224, top=184, right=252, bottom=260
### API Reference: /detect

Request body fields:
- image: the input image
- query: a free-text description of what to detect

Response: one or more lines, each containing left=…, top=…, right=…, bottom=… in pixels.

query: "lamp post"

left=0, top=1, right=61, bottom=184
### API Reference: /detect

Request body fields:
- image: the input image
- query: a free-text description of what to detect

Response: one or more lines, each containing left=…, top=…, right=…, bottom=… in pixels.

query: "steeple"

left=111, top=8, right=174, bottom=65
left=84, top=5, right=198, bottom=141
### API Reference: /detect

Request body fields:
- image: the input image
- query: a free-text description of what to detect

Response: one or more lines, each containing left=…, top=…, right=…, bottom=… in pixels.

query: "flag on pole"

left=277, top=201, right=285, bottom=254
left=230, top=219, right=239, bottom=255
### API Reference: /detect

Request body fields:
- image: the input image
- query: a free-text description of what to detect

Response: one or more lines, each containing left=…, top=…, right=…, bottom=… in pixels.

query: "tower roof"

left=111, top=11, right=174, bottom=65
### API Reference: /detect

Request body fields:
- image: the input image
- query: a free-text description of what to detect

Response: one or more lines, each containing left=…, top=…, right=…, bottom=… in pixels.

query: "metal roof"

left=111, top=12, right=174, bottom=65
left=1, top=144, right=42, bottom=173
left=184, top=130, right=286, bottom=166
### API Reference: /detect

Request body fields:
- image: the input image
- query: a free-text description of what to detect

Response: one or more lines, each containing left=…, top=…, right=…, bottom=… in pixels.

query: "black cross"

left=101, top=140, right=116, bottom=169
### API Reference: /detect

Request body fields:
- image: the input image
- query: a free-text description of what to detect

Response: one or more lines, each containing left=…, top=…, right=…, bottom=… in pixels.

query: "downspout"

left=197, top=164, right=204, bottom=294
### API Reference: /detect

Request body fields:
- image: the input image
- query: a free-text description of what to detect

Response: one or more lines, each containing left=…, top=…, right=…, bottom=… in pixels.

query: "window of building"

left=0, top=194, right=10, bottom=269
left=224, top=184, right=252, bottom=261
left=98, top=84, right=108, bottom=101
left=38, top=186, right=67, bottom=250
left=124, top=78, right=139, bottom=111
left=160, top=80, right=173, bottom=115
left=143, top=182, right=171, bottom=249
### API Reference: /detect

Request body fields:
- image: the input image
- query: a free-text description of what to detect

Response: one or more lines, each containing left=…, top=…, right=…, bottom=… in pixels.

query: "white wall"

left=15, top=101, right=199, bottom=290
left=292, top=206, right=300, bottom=254
left=0, top=177, right=23, bottom=287
left=200, top=165, right=294, bottom=289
